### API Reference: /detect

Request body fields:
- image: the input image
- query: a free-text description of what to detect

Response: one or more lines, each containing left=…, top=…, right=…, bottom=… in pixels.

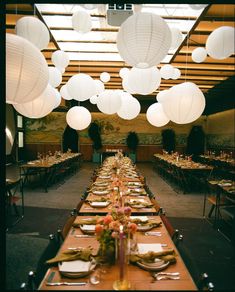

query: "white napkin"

left=91, top=202, right=108, bottom=207
left=59, top=260, right=91, bottom=273
left=137, top=243, right=163, bottom=254
left=80, top=225, right=96, bottom=231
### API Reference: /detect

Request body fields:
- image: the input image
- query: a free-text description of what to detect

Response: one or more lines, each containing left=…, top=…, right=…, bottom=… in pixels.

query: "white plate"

left=90, top=201, right=110, bottom=208
left=80, top=225, right=96, bottom=234
left=92, top=190, right=109, bottom=195
left=59, top=260, right=96, bottom=278
left=98, top=175, right=111, bottom=179
left=136, top=259, right=170, bottom=272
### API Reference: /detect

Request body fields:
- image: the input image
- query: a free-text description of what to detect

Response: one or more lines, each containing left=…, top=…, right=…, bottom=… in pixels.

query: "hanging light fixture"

left=100, top=72, right=110, bottom=83
left=66, top=106, right=92, bottom=130
left=6, top=33, right=49, bottom=104
left=146, top=102, right=170, bottom=127
left=97, top=90, right=122, bottom=115
left=169, top=27, right=183, bottom=50
left=160, top=64, right=175, bottom=79
left=51, top=50, right=70, bottom=71
left=171, top=68, right=181, bottom=80
left=206, top=26, right=235, bottom=60
left=119, top=68, right=130, bottom=79
left=90, top=94, right=100, bottom=104
left=13, top=84, right=57, bottom=118
left=122, top=77, right=136, bottom=94
left=15, top=16, right=50, bottom=50
left=48, top=66, right=62, bottom=88
left=117, top=92, right=140, bottom=120
left=191, top=47, right=207, bottom=63
left=60, top=84, right=72, bottom=100
left=116, top=12, right=172, bottom=68
left=53, top=88, right=62, bottom=109
left=72, top=10, right=92, bottom=33
left=156, top=90, right=170, bottom=103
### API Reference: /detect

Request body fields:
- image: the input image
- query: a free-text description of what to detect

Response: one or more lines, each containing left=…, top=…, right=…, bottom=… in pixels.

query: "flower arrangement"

left=95, top=206, right=137, bottom=264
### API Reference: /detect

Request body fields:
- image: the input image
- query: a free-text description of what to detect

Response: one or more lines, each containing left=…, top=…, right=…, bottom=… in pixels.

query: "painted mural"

left=25, top=111, right=205, bottom=146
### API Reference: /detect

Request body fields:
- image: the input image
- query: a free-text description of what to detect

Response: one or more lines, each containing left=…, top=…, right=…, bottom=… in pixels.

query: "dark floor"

left=5, top=162, right=235, bottom=290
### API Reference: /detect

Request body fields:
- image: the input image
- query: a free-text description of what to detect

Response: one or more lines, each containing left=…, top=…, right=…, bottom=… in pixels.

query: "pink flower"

left=109, top=220, right=121, bottom=231
left=111, top=231, right=119, bottom=239
left=124, top=206, right=131, bottom=215
left=103, top=214, right=113, bottom=225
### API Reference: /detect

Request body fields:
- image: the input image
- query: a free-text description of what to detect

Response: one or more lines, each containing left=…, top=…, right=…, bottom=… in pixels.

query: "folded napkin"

left=130, top=217, right=162, bottom=228
left=127, top=200, right=153, bottom=208
left=46, top=247, right=95, bottom=264
left=129, top=249, right=176, bottom=264
left=86, top=197, right=108, bottom=203
left=72, top=218, right=98, bottom=227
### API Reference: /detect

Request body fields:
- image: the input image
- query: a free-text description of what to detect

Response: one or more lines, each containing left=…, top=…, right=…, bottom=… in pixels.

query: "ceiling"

left=5, top=3, right=235, bottom=115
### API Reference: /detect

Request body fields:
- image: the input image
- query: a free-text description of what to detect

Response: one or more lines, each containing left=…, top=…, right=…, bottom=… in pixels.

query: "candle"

left=119, top=225, right=124, bottom=282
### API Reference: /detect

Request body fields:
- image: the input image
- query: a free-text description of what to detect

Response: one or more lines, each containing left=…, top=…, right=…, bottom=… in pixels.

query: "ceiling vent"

left=107, top=4, right=133, bottom=26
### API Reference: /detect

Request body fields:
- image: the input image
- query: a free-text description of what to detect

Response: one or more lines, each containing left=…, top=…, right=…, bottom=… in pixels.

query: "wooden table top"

left=38, top=216, right=197, bottom=291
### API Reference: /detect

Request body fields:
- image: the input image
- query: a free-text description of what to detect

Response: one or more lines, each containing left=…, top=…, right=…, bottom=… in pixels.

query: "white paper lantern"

left=119, top=68, right=130, bottom=79
left=122, top=77, right=136, bottom=94
left=189, top=4, right=207, bottom=10
left=127, top=67, right=161, bottom=95
left=90, top=94, right=99, bottom=104
left=48, top=67, right=62, bottom=88
left=57, top=67, right=65, bottom=74
left=13, top=84, right=57, bottom=118
left=117, top=92, right=140, bottom=120
left=60, top=84, right=72, bottom=100
left=66, top=106, right=91, bottom=130
left=52, top=50, right=70, bottom=69
left=192, top=47, right=207, bottom=63
left=67, top=73, right=96, bottom=101
left=116, top=12, right=172, bottom=68
left=100, top=72, right=110, bottom=83
left=80, top=4, right=98, bottom=10
left=160, top=64, right=175, bottom=79
left=72, top=11, right=92, bottom=33
left=97, top=90, right=122, bottom=114
left=6, top=33, right=49, bottom=104
left=53, top=88, right=62, bottom=108
left=94, top=80, right=105, bottom=95
left=162, top=82, right=206, bottom=124
left=171, top=68, right=181, bottom=80
left=146, top=103, right=170, bottom=127
left=156, top=90, right=169, bottom=103
left=15, top=16, right=50, bottom=50
left=206, top=26, right=235, bottom=60
left=170, top=27, right=183, bottom=50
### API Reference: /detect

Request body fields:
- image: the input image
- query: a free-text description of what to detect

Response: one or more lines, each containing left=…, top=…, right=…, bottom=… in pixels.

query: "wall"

left=24, top=111, right=206, bottom=161
left=206, top=109, right=235, bottom=152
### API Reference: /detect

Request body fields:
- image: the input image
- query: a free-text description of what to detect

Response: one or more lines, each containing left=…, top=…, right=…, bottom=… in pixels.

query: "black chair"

left=57, top=211, right=76, bottom=243
left=197, top=272, right=215, bottom=291
left=160, top=213, right=178, bottom=239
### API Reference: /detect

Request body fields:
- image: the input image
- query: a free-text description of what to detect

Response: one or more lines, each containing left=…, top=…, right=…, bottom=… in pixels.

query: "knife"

left=46, top=282, right=87, bottom=286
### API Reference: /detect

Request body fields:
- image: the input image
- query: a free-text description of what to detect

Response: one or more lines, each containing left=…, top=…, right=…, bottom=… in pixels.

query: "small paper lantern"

left=53, top=88, right=61, bottom=108
left=117, top=92, right=140, bottom=120
left=156, top=90, right=169, bottom=103
left=60, top=84, right=72, bottom=100
left=100, top=72, right=110, bottom=83
left=171, top=68, right=181, bottom=80
left=13, top=84, right=57, bottom=118
left=122, top=77, right=136, bottom=94
left=162, top=82, right=206, bottom=124
left=57, top=67, right=65, bottom=74
left=15, top=16, right=50, bottom=50
left=67, top=73, right=96, bottom=101
left=97, top=90, right=122, bottom=114
left=6, top=33, right=49, bottom=104
left=192, top=47, right=207, bottom=63
left=160, top=64, right=175, bottom=79
left=66, top=106, right=91, bottom=130
left=146, top=102, right=170, bottom=127
left=48, top=66, right=62, bottom=88
left=52, top=50, right=70, bottom=69
left=170, top=27, right=183, bottom=50
left=189, top=4, right=207, bottom=10
left=117, top=12, right=171, bottom=68
left=119, top=68, right=130, bottom=79
left=90, top=94, right=99, bottom=104
left=206, top=26, right=235, bottom=60
left=127, top=67, right=161, bottom=95
left=80, top=4, right=98, bottom=10
left=72, top=10, right=92, bottom=34
left=94, top=80, right=105, bottom=95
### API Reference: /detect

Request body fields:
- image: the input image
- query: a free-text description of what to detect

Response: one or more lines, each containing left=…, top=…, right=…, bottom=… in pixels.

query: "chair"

left=57, top=211, right=76, bottom=242
left=160, top=213, right=178, bottom=239
left=197, top=272, right=215, bottom=291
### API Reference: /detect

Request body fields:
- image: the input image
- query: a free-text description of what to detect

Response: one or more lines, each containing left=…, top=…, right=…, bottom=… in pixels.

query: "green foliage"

left=161, top=129, right=176, bottom=153
left=126, top=131, right=139, bottom=153
left=88, top=122, right=102, bottom=151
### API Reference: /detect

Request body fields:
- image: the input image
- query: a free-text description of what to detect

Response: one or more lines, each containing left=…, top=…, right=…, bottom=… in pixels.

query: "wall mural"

left=25, top=111, right=205, bottom=147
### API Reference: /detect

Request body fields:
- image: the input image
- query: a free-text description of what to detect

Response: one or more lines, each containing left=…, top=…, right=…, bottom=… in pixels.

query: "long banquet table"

left=38, top=215, right=197, bottom=291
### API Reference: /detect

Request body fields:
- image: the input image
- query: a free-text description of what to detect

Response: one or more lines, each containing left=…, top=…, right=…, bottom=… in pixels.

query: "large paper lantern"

left=122, top=77, right=136, bottom=94
left=80, top=4, right=98, bottom=10
left=100, top=72, right=110, bottom=83
left=171, top=68, right=181, bottom=80
left=94, top=79, right=105, bottom=94
left=48, top=66, right=62, bottom=87
left=119, top=68, right=130, bottom=79
left=146, top=103, right=170, bottom=127
left=72, top=11, right=92, bottom=33
left=51, top=50, right=70, bottom=69
left=67, top=73, right=96, bottom=101
left=6, top=33, right=49, bottom=104
left=66, top=106, right=91, bottom=130
left=192, top=47, right=207, bottom=63
left=156, top=90, right=169, bottom=103
left=97, top=90, right=122, bottom=114
left=206, top=26, right=235, bottom=60
left=162, top=82, right=206, bottom=124
left=117, top=92, right=140, bottom=120
left=15, top=16, right=50, bottom=50
left=127, top=67, right=161, bottom=95
left=116, top=12, right=172, bottom=68
left=160, top=64, right=174, bottom=79
left=170, top=27, right=183, bottom=50
left=60, top=84, right=72, bottom=100
left=189, top=4, right=207, bottom=10
left=53, top=88, right=61, bottom=108
left=13, top=84, right=57, bottom=118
